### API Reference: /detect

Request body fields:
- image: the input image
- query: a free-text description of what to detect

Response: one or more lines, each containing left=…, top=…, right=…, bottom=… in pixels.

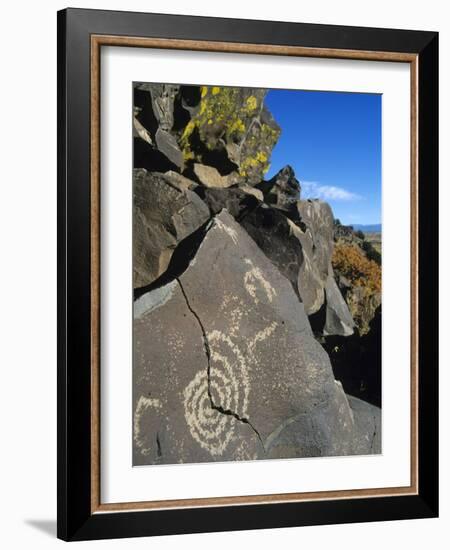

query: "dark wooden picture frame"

left=57, top=8, right=438, bottom=541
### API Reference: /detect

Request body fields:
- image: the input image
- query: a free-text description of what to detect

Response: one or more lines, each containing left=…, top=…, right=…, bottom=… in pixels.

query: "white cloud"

left=302, top=181, right=361, bottom=201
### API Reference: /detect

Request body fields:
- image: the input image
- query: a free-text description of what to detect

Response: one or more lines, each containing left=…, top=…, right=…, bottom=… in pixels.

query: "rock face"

left=257, top=165, right=301, bottom=216
left=133, top=84, right=280, bottom=186
left=323, top=274, right=356, bottom=337
left=132, top=82, right=382, bottom=465
left=241, top=199, right=354, bottom=335
left=134, top=212, right=380, bottom=465
left=133, top=169, right=209, bottom=288
left=192, top=163, right=236, bottom=188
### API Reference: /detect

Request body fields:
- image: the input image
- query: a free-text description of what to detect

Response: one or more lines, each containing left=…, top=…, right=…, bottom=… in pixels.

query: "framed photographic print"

left=57, top=8, right=439, bottom=541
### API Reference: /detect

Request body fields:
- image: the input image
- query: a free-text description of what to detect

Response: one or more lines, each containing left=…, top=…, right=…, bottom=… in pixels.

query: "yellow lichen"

left=179, top=87, right=280, bottom=171
left=246, top=95, right=258, bottom=112
left=229, top=118, right=246, bottom=135
left=256, top=151, right=268, bottom=163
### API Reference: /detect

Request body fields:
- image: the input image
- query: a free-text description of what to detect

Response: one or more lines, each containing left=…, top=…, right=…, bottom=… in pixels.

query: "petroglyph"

left=248, top=321, right=278, bottom=354
left=133, top=395, right=162, bottom=456
left=183, top=369, right=235, bottom=456
left=215, top=216, right=239, bottom=244
left=183, top=329, right=252, bottom=456
left=243, top=258, right=277, bottom=304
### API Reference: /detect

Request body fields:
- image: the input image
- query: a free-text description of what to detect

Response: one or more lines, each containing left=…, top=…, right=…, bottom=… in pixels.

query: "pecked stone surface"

left=133, top=280, right=263, bottom=465
left=240, top=199, right=354, bottom=334
left=133, top=83, right=281, bottom=186
left=133, top=210, right=376, bottom=465
left=266, top=382, right=381, bottom=458
left=240, top=205, right=306, bottom=302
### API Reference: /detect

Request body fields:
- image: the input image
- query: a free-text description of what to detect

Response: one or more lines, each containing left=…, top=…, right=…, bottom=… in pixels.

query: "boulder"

left=346, top=395, right=381, bottom=454
left=199, top=187, right=260, bottom=219
left=133, top=169, right=210, bottom=289
left=193, top=163, right=237, bottom=188
left=155, top=128, right=184, bottom=170
left=133, top=84, right=281, bottom=185
left=240, top=202, right=343, bottom=320
left=267, top=383, right=381, bottom=458
left=179, top=86, right=281, bottom=184
left=149, top=83, right=179, bottom=132
left=240, top=205, right=306, bottom=301
left=257, top=165, right=301, bottom=215
left=133, top=280, right=263, bottom=465
left=133, top=211, right=378, bottom=465
left=323, top=274, right=356, bottom=336
left=133, top=107, right=152, bottom=145
left=240, top=185, right=264, bottom=201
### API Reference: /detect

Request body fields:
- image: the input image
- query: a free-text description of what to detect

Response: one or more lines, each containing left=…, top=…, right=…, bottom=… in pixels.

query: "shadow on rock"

left=322, top=306, right=382, bottom=407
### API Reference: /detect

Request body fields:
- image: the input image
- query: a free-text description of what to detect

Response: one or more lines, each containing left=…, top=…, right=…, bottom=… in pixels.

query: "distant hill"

left=351, top=224, right=382, bottom=233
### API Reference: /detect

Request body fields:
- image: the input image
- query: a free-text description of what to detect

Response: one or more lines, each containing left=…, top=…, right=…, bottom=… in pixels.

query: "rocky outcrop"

left=134, top=84, right=280, bottom=186
left=241, top=199, right=354, bottom=335
left=132, top=83, right=382, bottom=464
left=133, top=169, right=209, bottom=288
left=323, top=274, right=356, bottom=336
left=257, top=165, right=301, bottom=216
left=134, top=212, right=380, bottom=464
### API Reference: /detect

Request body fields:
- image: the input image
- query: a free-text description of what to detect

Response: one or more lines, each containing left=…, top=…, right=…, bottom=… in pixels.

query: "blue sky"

left=265, top=89, right=381, bottom=226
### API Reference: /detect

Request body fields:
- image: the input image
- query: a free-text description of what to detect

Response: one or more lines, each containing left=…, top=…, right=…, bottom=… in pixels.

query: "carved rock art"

left=133, top=211, right=379, bottom=465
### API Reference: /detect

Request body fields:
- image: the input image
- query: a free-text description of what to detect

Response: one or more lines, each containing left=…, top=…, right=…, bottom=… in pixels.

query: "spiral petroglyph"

left=183, top=330, right=250, bottom=456
left=183, top=370, right=235, bottom=456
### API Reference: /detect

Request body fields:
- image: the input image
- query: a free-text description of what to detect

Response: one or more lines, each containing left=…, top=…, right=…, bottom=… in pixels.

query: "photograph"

left=132, top=83, right=383, bottom=466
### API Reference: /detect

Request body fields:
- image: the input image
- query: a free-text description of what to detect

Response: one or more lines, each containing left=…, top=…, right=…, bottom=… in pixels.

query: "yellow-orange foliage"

left=332, top=243, right=381, bottom=293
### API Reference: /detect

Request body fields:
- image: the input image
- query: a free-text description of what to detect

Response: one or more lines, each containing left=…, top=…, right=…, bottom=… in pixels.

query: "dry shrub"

left=332, top=243, right=381, bottom=294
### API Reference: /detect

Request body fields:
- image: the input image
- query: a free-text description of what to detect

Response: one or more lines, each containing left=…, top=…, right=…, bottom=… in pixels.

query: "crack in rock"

left=134, top=216, right=215, bottom=300
left=176, top=277, right=265, bottom=453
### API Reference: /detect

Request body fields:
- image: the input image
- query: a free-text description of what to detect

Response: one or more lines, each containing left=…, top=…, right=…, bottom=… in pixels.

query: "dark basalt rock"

left=133, top=211, right=378, bottom=465
left=240, top=205, right=306, bottom=300
left=155, top=128, right=184, bottom=170
left=297, top=199, right=334, bottom=281
left=133, top=84, right=281, bottom=186
left=180, top=87, right=280, bottom=185
left=133, top=169, right=209, bottom=289
left=192, top=163, right=237, bottom=188
left=198, top=187, right=261, bottom=219
left=347, top=395, right=381, bottom=453
left=323, top=274, right=356, bottom=337
left=257, top=165, right=301, bottom=216
left=267, top=383, right=381, bottom=458
left=241, top=199, right=354, bottom=336
left=149, top=84, right=180, bottom=132
left=133, top=279, right=263, bottom=465
left=133, top=84, right=185, bottom=170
